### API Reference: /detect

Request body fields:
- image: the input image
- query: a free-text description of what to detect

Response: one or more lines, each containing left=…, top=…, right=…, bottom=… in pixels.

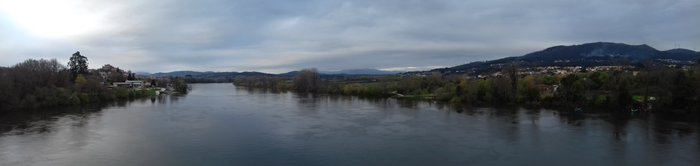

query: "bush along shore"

left=0, top=52, right=188, bottom=111
left=234, top=67, right=700, bottom=117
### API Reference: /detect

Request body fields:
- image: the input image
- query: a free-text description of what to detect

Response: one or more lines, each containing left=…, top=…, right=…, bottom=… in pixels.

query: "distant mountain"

left=146, top=43, right=699, bottom=78
left=435, top=42, right=699, bottom=74
left=150, top=71, right=272, bottom=78
left=151, top=71, right=203, bottom=77
left=149, top=69, right=396, bottom=80
left=321, top=69, right=398, bottom=75
left=279, top=69, right=398, bottom=78
left=134, top=71, right=153, bottom=76
left=660, top=48, right=700, bottom=61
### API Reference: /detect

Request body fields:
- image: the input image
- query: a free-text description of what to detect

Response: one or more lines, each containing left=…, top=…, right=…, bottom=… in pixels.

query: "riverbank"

left=232, top=68, right=700, bottom=117
left=0, top=58, right=189, bottom=111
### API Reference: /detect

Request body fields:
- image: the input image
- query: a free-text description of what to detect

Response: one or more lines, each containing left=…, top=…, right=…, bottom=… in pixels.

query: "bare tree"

left=293, top=68, right=321, bottom=93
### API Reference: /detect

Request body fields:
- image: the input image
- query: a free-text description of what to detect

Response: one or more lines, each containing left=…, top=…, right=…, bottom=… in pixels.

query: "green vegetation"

left=173, top=79, right=189, bottom=94
left=0, top=52, right=174, bottom=111
left=235, top=64, right=700, bottom=114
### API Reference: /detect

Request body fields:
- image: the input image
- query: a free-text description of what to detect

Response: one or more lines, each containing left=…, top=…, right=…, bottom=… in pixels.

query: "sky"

left=0, top=0, right=699, bottom=73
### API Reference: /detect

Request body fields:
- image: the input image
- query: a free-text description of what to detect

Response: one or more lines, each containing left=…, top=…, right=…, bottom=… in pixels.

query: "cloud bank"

left=1, top=0, right=698, bottom=73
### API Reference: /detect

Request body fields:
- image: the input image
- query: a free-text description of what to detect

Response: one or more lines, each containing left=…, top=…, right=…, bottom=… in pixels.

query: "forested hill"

left=149, top=69, right=397, bottom=79
left=148, top=71, right=273, bottom=78
left=433, top=42, right=700, bottom=74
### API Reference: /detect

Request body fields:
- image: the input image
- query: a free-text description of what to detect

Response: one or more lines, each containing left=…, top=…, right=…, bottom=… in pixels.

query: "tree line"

left=0, top=52, right=185, bottom=111
left=235, top=64, right=700, bottom=114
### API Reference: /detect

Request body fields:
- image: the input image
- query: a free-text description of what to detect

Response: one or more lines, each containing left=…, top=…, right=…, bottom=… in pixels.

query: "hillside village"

left=95, top=64, right=184, bottom=94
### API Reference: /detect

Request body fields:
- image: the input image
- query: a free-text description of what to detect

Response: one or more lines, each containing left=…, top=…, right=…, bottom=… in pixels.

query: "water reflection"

left=0, top=95, right=183, bottom=136
left=0, top=83, right=698, bottom=166
left=0, top=107, right=98, bottom=135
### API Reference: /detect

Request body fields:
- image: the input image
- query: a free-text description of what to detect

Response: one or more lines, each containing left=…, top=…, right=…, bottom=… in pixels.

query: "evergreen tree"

left=127, top=70, right=136, bottom=80
left=68, top=51, right=88, bottom=78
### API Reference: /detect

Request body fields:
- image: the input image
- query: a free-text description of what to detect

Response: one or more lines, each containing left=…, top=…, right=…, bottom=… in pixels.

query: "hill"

left=433, top=42, right=699, bottom=74
left=321, top=68, right=398, bottom=75
left=149, top=71, right=273, bottom=78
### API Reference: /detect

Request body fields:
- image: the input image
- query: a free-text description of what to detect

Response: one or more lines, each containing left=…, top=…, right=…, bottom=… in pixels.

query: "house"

left=113, top=80, right=144, bottom=89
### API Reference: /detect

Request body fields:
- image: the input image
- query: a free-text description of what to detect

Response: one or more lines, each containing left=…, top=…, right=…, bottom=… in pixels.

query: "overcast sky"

left=1, top=0, right=698, bottom=73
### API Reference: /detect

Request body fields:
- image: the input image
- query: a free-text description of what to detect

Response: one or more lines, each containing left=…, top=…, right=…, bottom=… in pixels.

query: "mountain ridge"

left=146, top=68, right=397, bottom=78
left=320, top=68, right=398, bottom=75
left=433, top=42, right=699, bottom=74
left=141, top=42, right=699, bottom=78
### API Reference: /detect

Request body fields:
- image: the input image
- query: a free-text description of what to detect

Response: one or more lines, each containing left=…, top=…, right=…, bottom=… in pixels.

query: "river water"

left=0, top=83, right=698, bottom=165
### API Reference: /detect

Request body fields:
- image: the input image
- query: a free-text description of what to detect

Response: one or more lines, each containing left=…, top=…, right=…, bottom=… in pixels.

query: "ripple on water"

left=0, top=83, right=698, bottom=166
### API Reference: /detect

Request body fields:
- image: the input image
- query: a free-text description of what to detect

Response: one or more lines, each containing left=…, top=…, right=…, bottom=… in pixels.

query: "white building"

left=113, top=80, right=145, bottom=88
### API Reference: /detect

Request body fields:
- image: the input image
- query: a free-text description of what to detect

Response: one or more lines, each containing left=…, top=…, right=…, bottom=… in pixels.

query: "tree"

left=505, top=63, right=519, bottom=91
left=492, top=76, right=515, bottom=104
left=111, top=67, right=126, bottom=82
left=11, top=59, right=67, bottom=95
left=68, top=51, right=88, bottom=78
left=293, top=68, right=321, bottom=93
left=517, top=76, right=540, bottom=103
left=476, top=79, right=493, bottom=104
left=558, top=74, right=584, bottom=104
left=616, top=80, right=632, bottom=107
left=0, top=67, right=16, bottom=110
left=498, top=63, right=519, bottom=104
left=670, top=71, right=694, bottom=109
left=74, top=74, right=88, bottom=91
left=640, top=61, right=662, bottom=105
left=174, top=78, right=189, bottom=94
left=127, top=70, right=136, bottom=80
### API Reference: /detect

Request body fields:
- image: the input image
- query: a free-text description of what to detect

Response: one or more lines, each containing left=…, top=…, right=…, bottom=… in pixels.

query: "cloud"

left=1, top=0, right=698, bottom=73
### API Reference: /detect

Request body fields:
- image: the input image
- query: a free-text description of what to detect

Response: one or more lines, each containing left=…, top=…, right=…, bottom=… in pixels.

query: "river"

left=1, top=83, right=698, bottom=165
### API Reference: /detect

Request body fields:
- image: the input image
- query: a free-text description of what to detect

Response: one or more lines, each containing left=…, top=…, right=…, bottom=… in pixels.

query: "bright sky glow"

left=0, top=0, right=105, bottom=39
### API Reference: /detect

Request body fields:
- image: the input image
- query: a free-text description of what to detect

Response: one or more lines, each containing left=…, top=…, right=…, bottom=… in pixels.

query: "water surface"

left=1, top=83, right=698, bottom=165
